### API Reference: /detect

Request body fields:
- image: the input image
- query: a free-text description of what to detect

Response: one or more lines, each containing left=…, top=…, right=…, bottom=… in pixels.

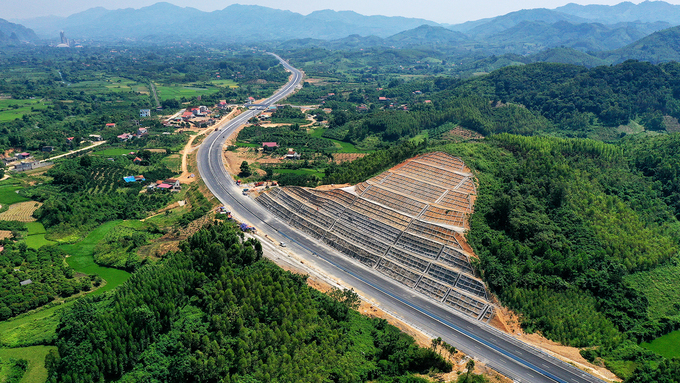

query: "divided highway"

left=197, top=53, right=605, bottom=383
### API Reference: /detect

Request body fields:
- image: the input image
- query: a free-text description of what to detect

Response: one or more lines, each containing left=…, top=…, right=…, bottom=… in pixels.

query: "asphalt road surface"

left=197, top=53, right=605, bottom=383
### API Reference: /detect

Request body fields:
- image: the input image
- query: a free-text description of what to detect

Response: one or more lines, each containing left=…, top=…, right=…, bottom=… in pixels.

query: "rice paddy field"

left=155, top=84, right=215, bottom=101
left=92, top=148, right=133, bottom=157
left=0, top=185, right=29, bottom=206
left=0, top=99, right=51, bottom=122
left=22, top=222, right=55, bottom=250
left=60, top=221, right=132, bottom=295
left=69, top=76, right=149, bottom=95
left=155, top=79, right=238, bottom=101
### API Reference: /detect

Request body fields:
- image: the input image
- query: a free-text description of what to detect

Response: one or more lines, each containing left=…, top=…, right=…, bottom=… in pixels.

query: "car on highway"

left=280, top=242, right=287, bottom=247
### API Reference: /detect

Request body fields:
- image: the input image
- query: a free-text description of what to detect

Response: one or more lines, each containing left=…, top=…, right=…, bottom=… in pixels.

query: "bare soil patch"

left=443, top=126, right=484, bottom=141
left=332, top=153, right=367, bottom=164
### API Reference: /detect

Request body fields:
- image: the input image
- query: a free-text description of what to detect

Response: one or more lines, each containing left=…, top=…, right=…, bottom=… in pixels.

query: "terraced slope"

left=256, top=152, right=494, bottom=321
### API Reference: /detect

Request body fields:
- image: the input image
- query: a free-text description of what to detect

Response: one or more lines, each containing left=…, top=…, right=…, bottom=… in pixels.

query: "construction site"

left=256, top=151, right=495, bottom=322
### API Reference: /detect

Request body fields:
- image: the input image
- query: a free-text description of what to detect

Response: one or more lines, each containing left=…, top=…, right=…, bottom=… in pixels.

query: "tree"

left=239, top=161, right=251, bottom=177
left=465, top=359, right=475, bottom=381
left=79, top=155, right=92, bottom=168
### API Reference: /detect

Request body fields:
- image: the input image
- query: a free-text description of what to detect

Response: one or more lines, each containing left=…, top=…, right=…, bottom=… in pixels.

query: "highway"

left=197, top=53, right=605, bottom=383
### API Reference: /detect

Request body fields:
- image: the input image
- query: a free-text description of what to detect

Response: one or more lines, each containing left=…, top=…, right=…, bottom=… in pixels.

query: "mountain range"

left=17, top=2, right=438, bottom=42
left=0, top=18, right=38, bottom=45
left=7, top=1, right=680, bottom=68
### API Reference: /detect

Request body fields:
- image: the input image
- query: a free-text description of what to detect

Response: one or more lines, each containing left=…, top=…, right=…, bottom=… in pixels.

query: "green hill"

left=603, top=25, right=680, bottom=64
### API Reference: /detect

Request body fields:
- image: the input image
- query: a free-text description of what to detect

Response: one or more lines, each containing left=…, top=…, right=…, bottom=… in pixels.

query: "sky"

left=6, top=0, right=680, bottom=24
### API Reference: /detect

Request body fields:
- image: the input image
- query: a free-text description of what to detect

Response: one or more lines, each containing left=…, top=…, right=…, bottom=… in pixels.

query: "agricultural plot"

left=210, top=79, right=239, bottom=87
left=92, top=148, right=132, bottom=156
left=0, top=99, right=51, bottom=122
left=0, top=185, right=29, bottom=206
left=61, top=221, right=132, bottom=294
left=69, top=76, right=149, bottom=95
left=0, top=201, right=41, bottom=222
left=85, top=166, right=130, bottom=195
left=155, top=84, right=215, bottom=101
left=23, top=222, right=55, bottom=249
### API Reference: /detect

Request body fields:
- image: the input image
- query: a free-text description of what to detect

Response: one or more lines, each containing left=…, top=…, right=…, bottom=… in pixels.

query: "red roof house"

left=106, top=123, right=116, bottom=127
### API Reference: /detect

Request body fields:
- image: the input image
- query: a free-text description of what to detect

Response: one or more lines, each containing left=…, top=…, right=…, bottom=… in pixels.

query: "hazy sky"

left=6, top=0, right=680, bottom=24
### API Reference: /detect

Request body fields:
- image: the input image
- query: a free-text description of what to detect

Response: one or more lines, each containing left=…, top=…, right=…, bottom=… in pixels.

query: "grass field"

left=641, top=330, right=680, bottom=359
left=70, top=77, right=149, bottom=95
left=0, top=185, right=29, bottom=206
left=270, top=118, right=310, bottom=125
left=23, top=222, right=55, bottom=250
left=156, top=84, right=214, bottom=101
left=61, top=221, right=131, bottom=295
left=161, top=154, right=181, bottom=173
left=309, top=128, right=368, bottom=153
left=0, top=346, right=54, bottom=383
left=25, top=222, right=46, bottom=235
left=275, top=168, right=326, bottom=178
left=0, top=99, right=50, bottom=123
left=626, top=262, right=680, bottom=319
left=0, top=301, right=72, bottom=348
left=92, top=148, right=131, bottom=156
left=210, top=79, right=238, bottom=87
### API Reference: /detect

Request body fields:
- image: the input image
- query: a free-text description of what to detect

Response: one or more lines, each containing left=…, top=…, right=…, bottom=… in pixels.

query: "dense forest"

left=48, top=222, right=451, bottom=383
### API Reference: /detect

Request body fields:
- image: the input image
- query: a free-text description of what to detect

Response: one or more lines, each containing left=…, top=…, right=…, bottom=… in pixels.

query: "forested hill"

left=321, top=133, right=680, bottom=382
left=49, top=222, right=450, bottom=382
left=602, top=25, right=680, bottom=64
left=0, top=19, right=37, bottom=44
left=453, top=60, right=680, bottom=138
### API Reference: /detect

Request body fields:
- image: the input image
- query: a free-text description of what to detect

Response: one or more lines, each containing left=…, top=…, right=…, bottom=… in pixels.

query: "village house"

left=89, top=134, right=103, bottom=141
left=262, top=142, right=279, bottom=151
left=16, top=152, right=30, bottom=160
left=137, top=127, right=148, bottom=136
left=117, top=133, right=132, bottom=141
left=42, top=146, right=54, bottom=152
left=285, top=148, right=300, bottom=160
left=106, top=123, right=116, bottom=128
left=140, top=109, right=151, bottom=118
left=14, top=161, right=52, bottom=172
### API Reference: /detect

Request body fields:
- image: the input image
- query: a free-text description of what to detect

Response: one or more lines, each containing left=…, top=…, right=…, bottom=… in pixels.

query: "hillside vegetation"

left=49, top=222, right=450, bottom=382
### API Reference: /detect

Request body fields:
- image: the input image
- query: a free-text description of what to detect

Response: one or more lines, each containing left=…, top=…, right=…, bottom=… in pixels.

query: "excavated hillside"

left=256, top=151, right=495, bottom=321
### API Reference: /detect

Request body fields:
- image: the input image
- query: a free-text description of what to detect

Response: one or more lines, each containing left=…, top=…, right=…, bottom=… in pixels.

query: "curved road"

left=197, top=53, right=604, bottom=383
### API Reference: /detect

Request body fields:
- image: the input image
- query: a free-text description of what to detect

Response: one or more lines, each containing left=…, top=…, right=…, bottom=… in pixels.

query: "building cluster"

left=117, top=127, right=149, bottom=141
left=123, top=174, right=182, bottom=192
left=1, top=152, right=53, bottom=172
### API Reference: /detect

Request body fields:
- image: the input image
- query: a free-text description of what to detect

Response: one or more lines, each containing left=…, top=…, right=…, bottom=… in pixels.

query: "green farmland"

left=0, top=99, right=51, bottom=122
